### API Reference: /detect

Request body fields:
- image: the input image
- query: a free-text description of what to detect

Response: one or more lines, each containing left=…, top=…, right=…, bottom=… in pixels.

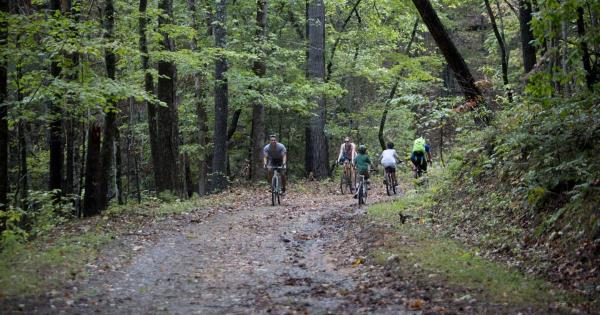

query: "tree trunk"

left=379, top=19, right=418, bottom=151
left=65, top=118, right=75, bottom=195
left=326, top=0, right=362, bottom=82
left=250, top=0, right=267, bottom=181
left=97, top=0, right=117, bottom=212
left=139, top=0, right=161, bottom=193
left=0, top=0, right=8, bottom=212
left=306, top=0, right=329, bottom=179
left=127, top=98, right=142, bottom=203
left=212, top=0, right=229, bottom=190
left=484, top=0, right=512, bottom=102
left=225, top=108, right=241, bottom=178
left=187, top=0, right=209, bottom=195
left=115, top=126, right=123, bottom=204
left=83, top=123, right=102, bottom=216
left=17, top=121, right=28, bottom=209
left=65, top=0, right=79, bottom=197
left=577, top=7, right=597, bottom=89
left=156, top=0, right=181, bottom=195
left=77, top=122, right=86, bottom=215
left=378, top=81, right=399, bottom=151
left=184, top=154, right=193, bottom=197
left=411, top=0, right=483, bottom=100
left=48, top=0, right=64, bottom=195
left=561, top=20, right=571, bottom=96
left=519, top=0, right=536, bottom=73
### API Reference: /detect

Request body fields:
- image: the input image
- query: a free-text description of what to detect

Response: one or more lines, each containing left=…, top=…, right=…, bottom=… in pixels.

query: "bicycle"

left=356, top=173, right=368, bottom=206
left=383, top=167, right=397, bottom=196
left=268, top=166, right=285, bottom=206
left=413, top=161, right=431, bottom=179
left=339, top=161, right=354, bottom=194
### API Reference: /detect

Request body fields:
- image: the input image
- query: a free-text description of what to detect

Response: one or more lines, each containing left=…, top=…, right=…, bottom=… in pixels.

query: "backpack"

left=413, top=137, right=426, bottom=153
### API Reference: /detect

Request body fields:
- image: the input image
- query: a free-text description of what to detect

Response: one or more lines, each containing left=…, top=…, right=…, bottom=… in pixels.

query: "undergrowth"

left=367, top=189, right=578, bottom=308
left=429, top=94, right=600, bottom=303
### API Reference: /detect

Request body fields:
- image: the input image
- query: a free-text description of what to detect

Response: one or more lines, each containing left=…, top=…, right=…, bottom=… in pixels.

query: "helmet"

left=358, top=144, right=367, bottom=154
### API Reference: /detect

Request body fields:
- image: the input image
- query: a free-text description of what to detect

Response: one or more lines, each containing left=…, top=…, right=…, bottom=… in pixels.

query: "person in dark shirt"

left=353, top=145, right=372, bottom=196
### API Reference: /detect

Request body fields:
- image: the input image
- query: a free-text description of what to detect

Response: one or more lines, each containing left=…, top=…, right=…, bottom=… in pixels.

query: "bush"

left=0, top=190, right=74, bottom=251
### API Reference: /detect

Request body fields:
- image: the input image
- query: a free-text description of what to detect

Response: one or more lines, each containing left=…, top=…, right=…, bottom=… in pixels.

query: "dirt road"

left=13, top=184, right=409, bottom=314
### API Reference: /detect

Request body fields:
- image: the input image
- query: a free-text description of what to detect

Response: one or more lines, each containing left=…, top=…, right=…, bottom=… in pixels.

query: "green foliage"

left=0, top=191, right=74, bottom=250
left=0, top=227, right=112, bottom=297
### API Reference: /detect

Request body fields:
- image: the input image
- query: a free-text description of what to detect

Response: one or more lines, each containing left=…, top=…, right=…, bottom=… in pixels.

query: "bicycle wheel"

left=358, top=182, right=365, bottom=206
left=271, top=173, right=279, bottom=206
left=340, top=172, right=350, bottom=195
left=385, top=173, right=391, bottom=196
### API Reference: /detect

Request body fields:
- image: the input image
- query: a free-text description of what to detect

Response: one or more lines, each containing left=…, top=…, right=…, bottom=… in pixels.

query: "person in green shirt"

left=353, top=145, right=372, bottom=195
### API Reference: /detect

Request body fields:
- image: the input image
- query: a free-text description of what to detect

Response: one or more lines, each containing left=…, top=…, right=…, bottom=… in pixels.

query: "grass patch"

left=0, top=230, right=112, bottom=297
left=366, top=189, right=577, bottom=306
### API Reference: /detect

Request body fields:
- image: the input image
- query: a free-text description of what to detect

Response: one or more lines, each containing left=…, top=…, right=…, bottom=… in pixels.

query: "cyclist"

left=353, top=144, right=372, bottom=196
left=380, top=142, right=400, bottom=187
left=337, top=136, right=356, bottom=164
left=410, top=136, right=432, bottom=175
left=263, top=134, right=287, bottom=194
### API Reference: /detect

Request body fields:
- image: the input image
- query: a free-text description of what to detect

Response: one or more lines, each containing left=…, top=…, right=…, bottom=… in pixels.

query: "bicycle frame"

left=356, top=174, right=367, bottom=206
left=340, top=161, right=354, bottom=194
left=384, top=167, right=397, bottom=195
left=267, top=166, right=285, bottom=205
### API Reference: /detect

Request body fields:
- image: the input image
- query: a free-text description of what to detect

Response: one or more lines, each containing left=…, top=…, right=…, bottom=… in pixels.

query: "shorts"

left=410, top=152, right=427, bottom=171
left=339, top=156, right=351, bottom=164
left=384, top=166, right=396, bottom=173
left=357, top=168, right=370, bottom=179
left=268, top=158, right=284, bottom=168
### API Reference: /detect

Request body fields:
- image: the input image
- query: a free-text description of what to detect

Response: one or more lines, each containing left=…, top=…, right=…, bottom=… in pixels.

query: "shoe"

left=383, top=178, right=388, bottom=185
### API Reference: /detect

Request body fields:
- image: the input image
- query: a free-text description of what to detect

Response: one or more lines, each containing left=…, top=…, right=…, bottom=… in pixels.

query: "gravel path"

left=42, top=186, right=410, bottom=314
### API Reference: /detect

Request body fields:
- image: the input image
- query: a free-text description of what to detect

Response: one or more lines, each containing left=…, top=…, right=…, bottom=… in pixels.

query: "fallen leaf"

left=408, top=298, right=425, bottom=310
left=352, top=258, right=364, bottom=266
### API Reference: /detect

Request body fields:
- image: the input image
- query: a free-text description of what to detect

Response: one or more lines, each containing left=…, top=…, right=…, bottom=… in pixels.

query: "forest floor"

left=0, top=178, right=591, bottom=314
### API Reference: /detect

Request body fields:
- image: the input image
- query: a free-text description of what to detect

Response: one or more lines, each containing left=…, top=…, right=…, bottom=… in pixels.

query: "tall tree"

left=138, top=0, right=161, bottom=192
left=48, top=0, right=64, bottom=194
left=411, top=0, right=482, bottom=100
left=577, top=6, right=598, bottom=89
left=518, top=0, right=536, bottom=73
left=187, top=0, right=209, bottom=195
left=65, top=0, right=80, bottom=196
left=304, top=0, right=330, bottom=178
left=0, top=0, right=8, bottom=211
left=97, top=0, right=117, bottom=211
left=156, top=0, right=181, bottom=194
left=82, top=123, right=102, bottom=216
left=305, top=0, right=329, bottom=179
left=379, top=18, right=419, bottom=151
left=326, top=0, right=362, bottom=82
left=250, top=0, right=267, bottom=181
left=484, top=0, right=512, bottom=101
left=212, top=0, right=229, bottom=190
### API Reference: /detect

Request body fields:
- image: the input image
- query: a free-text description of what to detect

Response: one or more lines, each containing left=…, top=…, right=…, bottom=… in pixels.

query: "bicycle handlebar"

left=265, top=165, right=286, bottom=170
